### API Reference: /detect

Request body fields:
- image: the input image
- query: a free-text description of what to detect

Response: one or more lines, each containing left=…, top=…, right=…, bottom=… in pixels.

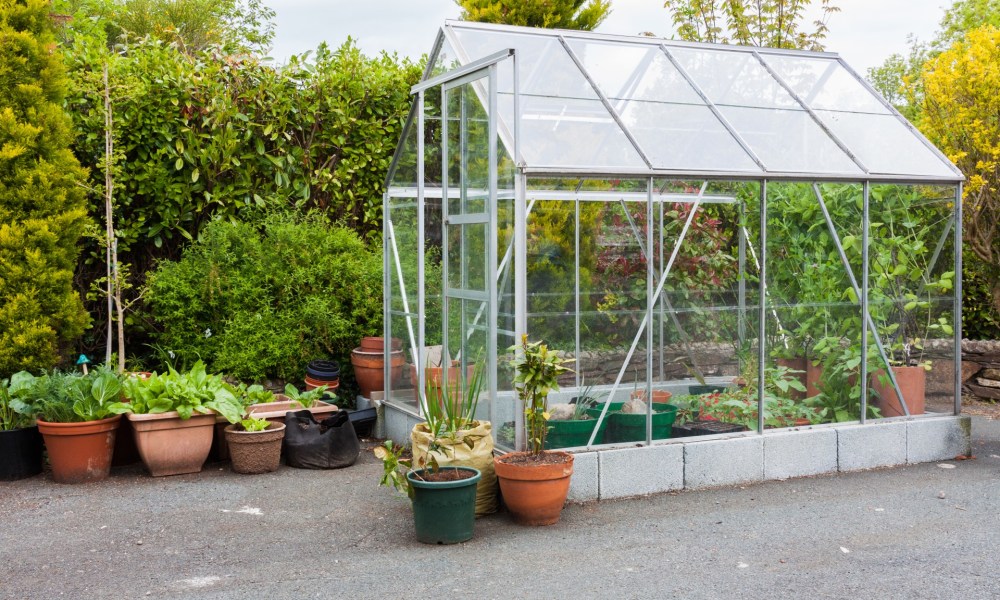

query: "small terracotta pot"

left=359, top=337, right=402, bottom=352
left=351, top=347, right=405, bottom=398
left=494, top=451, right=574, bottom=526
left=128, top=411, right=216, bottom=477
left=629, top=389, right=672, bottom=404
left=225, top=422, right=286, bottom=474
left=872, top=366, right=926, bottom=417
left=37, top=415, right=121, bottom=484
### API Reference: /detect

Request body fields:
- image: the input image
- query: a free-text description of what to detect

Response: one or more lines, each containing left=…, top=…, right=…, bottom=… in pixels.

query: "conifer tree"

left=456, top=0, right=611, bottom=31
left=0, top=0, right=90, bottom=376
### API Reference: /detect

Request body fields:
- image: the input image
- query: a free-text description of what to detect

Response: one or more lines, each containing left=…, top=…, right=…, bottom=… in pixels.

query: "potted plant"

left=17, top=368, right=123, bottom=484
left=224, top=414, right=285, bottom=474
left=544, top=383, right=608, bottom=449
left=246, top=384, right=338, bottom=424
left=374, top=440, right=481, bottom=544
left=113, top=361, right=243, bottom=477
left=0, top=373, right=43, bottom=481
left=494, top=336, right=575, bottom=526
left=409, top=359, right=498, bottom=516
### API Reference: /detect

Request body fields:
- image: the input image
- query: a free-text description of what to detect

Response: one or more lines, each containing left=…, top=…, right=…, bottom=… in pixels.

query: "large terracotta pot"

left=806, top=359, right=824, bottom=399
left=225, top=422, right=286, bottom=474
left=359, top=337, right=402, bottom=353
left=410, top=362, right=477, bottom=404
left=128, top=411, right=216, bottom=476
left=872, top=366, right=926, bottom=417
left=776, top=357, right=807, bottom=401
left=494, top=451, right=574, bottom=526
left=37, top=415, right=121, bottom=484
left=351, top=347, right=405, bottom=398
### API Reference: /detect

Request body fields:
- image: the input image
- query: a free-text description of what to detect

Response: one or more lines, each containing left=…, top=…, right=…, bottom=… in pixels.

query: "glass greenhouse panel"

left=760, top=54, right=890, bottom=114
left=451, top=27, right=597, bottom=100
left=668, top=47, right=799, bottom=109
left=428, top=34, right=463, bottom=78
left=765, top=182, right=865, bottom=428
left=386, top=106, right=419, bottom=191
left=720, top=106, right=862, bottom=174
left=500, top=93, right=646, bottom=169
left=387, top=196, right=420, bottom=315
left=387, top=310, right=420, bottom=413
left=867, top=184, right=957, bottom=419
left=619, top=101, right=758, bottom=172
left=566, top=39, right=704, bottom=105
left=815, top=111, right=958, bottom=177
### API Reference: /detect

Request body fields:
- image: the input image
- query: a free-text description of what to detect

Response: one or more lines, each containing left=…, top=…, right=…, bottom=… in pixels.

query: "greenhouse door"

left=440, top=65, right=499, bottom=419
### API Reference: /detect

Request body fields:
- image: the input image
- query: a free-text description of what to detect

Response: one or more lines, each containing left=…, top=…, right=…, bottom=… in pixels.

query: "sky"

left=264, top=0, right=948, bottom=75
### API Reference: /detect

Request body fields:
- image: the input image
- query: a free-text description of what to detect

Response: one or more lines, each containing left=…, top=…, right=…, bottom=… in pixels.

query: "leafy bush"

left=963, top=256, right=1000, bottom=340
left=9, top=367, right=122, bottom=424
left=116, top=360, right=243, bottom=423
left=0, top=1, right=90, bottom=377
left=145, top=216, right=382, bottom=382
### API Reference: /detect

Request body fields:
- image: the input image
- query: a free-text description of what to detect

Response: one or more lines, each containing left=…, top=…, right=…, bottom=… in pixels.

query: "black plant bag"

left=283, top=409, right=360, bottom=469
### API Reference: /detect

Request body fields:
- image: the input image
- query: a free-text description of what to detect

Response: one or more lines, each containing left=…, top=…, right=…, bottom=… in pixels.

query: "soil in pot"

left=37, top=415, right=121, bottom=484
left=872, top=366, right=926, bottom=417
left=128, top=412, right=216, bottom=477
left=225, top=422, right=286, bottom=474
left=0, top=426, right=43, bottom=481
left=407, top=466, right=481, bottom=544
left=494, top=451, right=574, bottom=526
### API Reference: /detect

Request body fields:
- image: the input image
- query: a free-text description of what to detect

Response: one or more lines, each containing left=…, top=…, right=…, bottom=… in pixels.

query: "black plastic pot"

left=0, top=426, right=43, bottom=481
left=348, top=407, right=377, bottom=438
left=306, top=360, right=341, bottom=380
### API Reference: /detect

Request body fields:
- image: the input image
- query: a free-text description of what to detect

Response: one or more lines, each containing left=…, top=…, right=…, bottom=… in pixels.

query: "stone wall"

left=961, top=340, right=1000, bottom=401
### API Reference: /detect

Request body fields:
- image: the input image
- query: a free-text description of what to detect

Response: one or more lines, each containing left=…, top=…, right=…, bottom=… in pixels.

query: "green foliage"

left=374, top=440, right=416, bottom=499
left=238, top=383, right=274, bottom=406
left=510, top=336, right=574, bottom=456
left=55, top=0, right=276, bottom=53
left=1, top=373, right=37, bottom=430
left=237, top=416, right=269, bottom=432
left=12, top=367, right=122, bottom=423
left=963, top=257, right=1000, bottom=339
left=144, top=216, right=383, bottom=383
left=283, top=384, right=328, bottom=410
left=456, top=0, right=611, bottom=30
left=664, top=0, right=839, bottom=50
left=0, top=0, right=91, bottom=377
left=420, top=361, right=484, bottom=443
left=115, top=360, right=243, bottom=422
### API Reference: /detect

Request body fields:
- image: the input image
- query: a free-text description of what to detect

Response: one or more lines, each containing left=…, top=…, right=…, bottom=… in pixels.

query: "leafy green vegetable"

left=114, top=361, right=243, bottom=423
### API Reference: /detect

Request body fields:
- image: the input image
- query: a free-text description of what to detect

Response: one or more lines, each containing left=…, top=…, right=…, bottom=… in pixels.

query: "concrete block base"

left=764, top=428, right=838, bottom=479
left=598, top=444, right=683, bottom=499
left=684, top=436, right=763, bottom=490
left=907, top=416, right=972, bottom=463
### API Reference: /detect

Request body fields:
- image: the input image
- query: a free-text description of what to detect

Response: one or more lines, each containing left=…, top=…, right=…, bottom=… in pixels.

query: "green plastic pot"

left=586, top=403, right=679, bottom=444
left=545, top=417, right=609, bottom=449
left=407, top=466, right=481, bottom=544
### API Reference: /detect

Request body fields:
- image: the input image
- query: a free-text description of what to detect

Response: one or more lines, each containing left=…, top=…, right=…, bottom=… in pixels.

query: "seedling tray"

left=672, top=419, right=748, bottom=438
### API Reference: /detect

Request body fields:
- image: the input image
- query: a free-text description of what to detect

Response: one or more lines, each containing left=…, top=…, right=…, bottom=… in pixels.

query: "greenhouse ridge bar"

left=380, top=21, right=970, bottom=498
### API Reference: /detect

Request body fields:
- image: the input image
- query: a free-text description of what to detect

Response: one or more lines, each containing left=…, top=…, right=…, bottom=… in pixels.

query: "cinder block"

left=907, top=416, right=972, bottom=464
left=383, top=406, right=417, bottom=446
left=837, top=421, right=906, bottom=471
left=566, top=451, right=599, bottom=503
left=764, top=428, right=838, bottom=480
left=684, top=436, right=763, bottom=490
left=598, top=444, right=683, bottom=499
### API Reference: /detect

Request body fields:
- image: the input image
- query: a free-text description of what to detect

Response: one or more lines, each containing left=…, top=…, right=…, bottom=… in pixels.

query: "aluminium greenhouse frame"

left=381, top=21, right=966, bottom=458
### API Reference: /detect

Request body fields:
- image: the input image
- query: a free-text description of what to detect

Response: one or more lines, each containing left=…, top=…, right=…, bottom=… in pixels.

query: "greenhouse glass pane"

left=499, top=93, right=646, bottom=169
left=761, top=54, right=890, bottom=114
left=386, top=105, right=418, bottom=190
left=619, top=101, right=758, bottom=172
left=566, top=39, right=704, bottom=105
left=720, top=106, right=861, bottom=174
left=428, top=34, right=463, bottom=78
left=669, top=47, right=799, bottom=109
left=451, top=27, right=597, bottom=99
left=815, top=111, right=957, bottom=177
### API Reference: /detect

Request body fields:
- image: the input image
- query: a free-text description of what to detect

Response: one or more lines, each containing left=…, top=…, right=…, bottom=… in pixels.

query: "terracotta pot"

left=246, top=398, right=339, bottom=425
left=128, top=411, right=216, bottom=477
left=37, top=415, right=121, bottom=484
left=411, top=363, right=477, bottom=406
left=225, top=422, right=286, bottom=474
left=629, top=389, right=672, bottom=404
left=494, top=451, right=574, bottom=526
left=304, top=376, right=339, bottom=393
left=351, top=347, right=405, bottom=398
left=359, top=336, right=402, bottom=352
left=872, top=366, right=926, bottom=417
left=776, top=357, right=807, bottom=401
left=806, top=359, right=823, bottom=399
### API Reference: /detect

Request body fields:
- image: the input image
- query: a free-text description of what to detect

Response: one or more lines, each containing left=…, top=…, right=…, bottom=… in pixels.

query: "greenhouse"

left=380, top=21, right=969, bottom=498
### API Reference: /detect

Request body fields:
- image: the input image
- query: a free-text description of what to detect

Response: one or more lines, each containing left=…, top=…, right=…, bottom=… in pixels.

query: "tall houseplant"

left=494, top=336, right=575, bottom=526
left=410, top=360, right=498, bottom=516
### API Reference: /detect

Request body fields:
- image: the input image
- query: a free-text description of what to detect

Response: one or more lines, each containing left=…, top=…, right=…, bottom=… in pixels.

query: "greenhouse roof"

left=412, top=21, right=962, bottom=183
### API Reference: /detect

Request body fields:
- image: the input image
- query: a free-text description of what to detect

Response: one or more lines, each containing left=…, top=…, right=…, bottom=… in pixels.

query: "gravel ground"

left=2, top=419, right=998, bottom=600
